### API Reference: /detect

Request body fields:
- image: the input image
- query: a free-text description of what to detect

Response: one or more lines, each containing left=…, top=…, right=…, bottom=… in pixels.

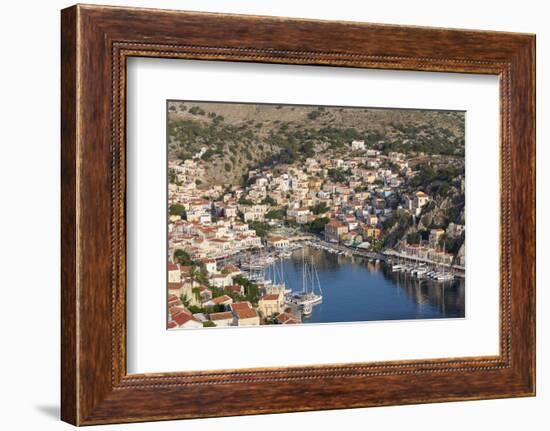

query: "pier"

left=383, top=250, right=465, bottom=278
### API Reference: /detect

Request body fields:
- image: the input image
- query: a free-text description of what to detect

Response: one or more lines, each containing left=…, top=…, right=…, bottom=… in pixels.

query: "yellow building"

left=258, top=292, right=284, bottom=317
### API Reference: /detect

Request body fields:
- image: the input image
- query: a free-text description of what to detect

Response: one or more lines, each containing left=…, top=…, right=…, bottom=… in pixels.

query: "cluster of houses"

left=397, top=222, right=466, bottom=267
left=167, top=139, right=465, bottom=328
left=322, top=189, right=430, bottom=246
left=168, top=142, right=440, bottom=254
left=167, top=261, right=300, bottom=329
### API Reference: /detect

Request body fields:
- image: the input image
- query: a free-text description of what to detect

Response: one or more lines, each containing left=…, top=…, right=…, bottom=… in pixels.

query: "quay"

left=384, top=249, right=465, bottom=278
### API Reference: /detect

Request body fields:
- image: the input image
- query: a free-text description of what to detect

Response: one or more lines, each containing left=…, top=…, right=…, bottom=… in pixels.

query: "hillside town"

left=167, top=134, right=465, bottom=329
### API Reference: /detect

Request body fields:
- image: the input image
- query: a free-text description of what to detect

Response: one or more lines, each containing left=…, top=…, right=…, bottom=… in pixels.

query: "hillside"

left=167, top=101, right=465, bottom=186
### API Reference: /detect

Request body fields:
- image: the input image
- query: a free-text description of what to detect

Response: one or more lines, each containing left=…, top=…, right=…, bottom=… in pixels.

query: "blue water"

left=280, top=246, right=465, bottom=324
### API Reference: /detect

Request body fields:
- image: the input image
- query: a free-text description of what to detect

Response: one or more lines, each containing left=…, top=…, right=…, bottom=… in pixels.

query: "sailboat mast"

left=280, top=254, right=284, bottom=287
left=302, top=247, right=306, bottom=293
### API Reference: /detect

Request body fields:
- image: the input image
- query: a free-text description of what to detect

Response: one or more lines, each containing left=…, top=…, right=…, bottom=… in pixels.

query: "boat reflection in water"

left=286, top=248, right=323, bottom=316
left=280, top=245, right=464, bottom=324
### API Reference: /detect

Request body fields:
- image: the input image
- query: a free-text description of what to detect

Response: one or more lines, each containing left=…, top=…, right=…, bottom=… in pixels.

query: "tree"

left=371, top=238, right=386, bottom=252
left=180, top=294, right=191, bottom=308
left=308, top=217, right=330, bottom=234
left=238, top=196, right=253, bottom=205
left=307, top=109, right=321, bottom=120
left=310, top=202, right=329, bottom=215
left=233, top=275, right=260, bottom=304
left=173, top=249, right=194, bottom=266
left=169, top=203, right=186, bottom=219
left=261, top=195, right=277, bottom=206
left=327, top=168, right=349, bottom=184
left=203, top=320, right=216, bottom=328
left=406, top=232, right=421, bottom=245
left=168, top=168, right=178, bottom=184
left=249, top=221, right=271, bottom=238
left=187, top=305, right=203, bottom=314
left=265, top=209, right=285, bottom=220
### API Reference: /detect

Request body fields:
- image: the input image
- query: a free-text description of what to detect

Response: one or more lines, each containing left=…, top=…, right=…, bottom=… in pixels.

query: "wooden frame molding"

left=61, top=4, right=535, bottom=425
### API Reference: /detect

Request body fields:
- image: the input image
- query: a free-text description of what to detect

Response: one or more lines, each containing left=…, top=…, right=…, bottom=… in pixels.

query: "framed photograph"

left=61, top=4, right=536, bottom=425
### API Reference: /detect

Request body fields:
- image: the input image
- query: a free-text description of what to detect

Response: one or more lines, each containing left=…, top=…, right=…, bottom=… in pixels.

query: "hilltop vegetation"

left=167, top=101, right=465, bottom=186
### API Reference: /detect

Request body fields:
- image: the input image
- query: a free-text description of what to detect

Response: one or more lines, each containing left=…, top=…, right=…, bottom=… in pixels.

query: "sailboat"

left=288, top=249, right=323, bottom=313
left=265, top=255, right=292, bottom=295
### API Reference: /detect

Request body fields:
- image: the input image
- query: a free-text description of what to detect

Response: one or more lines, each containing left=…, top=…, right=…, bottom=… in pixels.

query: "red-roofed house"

left=222, top=264, right=241, bottom=278
left=172, top=312, right=202, bottom=329
left=230, top=302, right=260, bottom=326
left=266, top=235, right=290, bottom=249
left=202, top=294, right=233, bottom=308
left=225, top=284, right=245, bottom=296
left=276, top=312, right=300, bottom=324
left=209, top=311, right=234, bottom=327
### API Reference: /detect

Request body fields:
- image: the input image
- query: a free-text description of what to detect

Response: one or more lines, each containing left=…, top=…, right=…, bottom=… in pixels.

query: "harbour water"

left=280, top=245, right=465, bottom=324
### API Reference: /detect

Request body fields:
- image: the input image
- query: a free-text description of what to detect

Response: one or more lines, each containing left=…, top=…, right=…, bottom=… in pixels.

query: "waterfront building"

left=429, top=228, right=445, bottom=246
left=363, top=227, right=382, bottom=239
left=230, top=302, right=260, bottom=326
left=266, top=235, right=290, bottom=249
left=324, top=219, right=348, bottom=243
left=258, top=292, right=284, bottom=317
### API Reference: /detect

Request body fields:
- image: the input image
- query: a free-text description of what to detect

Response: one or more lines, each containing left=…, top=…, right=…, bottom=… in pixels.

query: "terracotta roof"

left=178, top=265, right=194, bottom=274
left=211, top=295, right=233, bottom=305
left=172, top=312, right=199, bottom=326
left=225, top=285, right=243, bottom=293
left=209, top=311, right=234, bottom=321
left=167, top=320, right=178, bottom=329
left=231, top=302, right=253, bottom=311
left=169, top=306, right=186, bottom=317
left=260, top=294, right=280, bottom=301
left=234, top=307, right=258, bottom=320
left=277, top=312, right=299, bottom=324
left=167, top=282, right=182, bottom=291
left=167, top=263, right=179, bottom=271
left=267, top=235, right=289, bottom=242
left=223, top=264, right=240, bottom=272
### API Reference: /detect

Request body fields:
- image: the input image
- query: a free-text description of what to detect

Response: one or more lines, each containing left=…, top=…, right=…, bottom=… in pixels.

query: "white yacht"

left=288, top=249, right=323, bottom=308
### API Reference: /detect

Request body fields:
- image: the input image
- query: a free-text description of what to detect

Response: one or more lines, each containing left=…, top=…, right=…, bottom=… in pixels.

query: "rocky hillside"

left=167, top=101, right=465, bottom=186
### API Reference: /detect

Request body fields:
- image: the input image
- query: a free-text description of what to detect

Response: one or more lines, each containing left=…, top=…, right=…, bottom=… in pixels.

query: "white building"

left=351, top=140, right=366, bottom=151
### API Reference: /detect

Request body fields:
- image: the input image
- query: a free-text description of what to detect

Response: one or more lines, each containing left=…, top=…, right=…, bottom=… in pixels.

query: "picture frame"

left=61, top=4, right=535, bottom=425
